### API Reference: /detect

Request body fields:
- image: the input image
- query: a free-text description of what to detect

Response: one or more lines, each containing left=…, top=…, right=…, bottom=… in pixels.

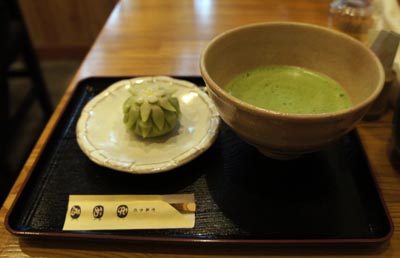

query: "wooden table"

left=1, top=0, right=400, bottom=257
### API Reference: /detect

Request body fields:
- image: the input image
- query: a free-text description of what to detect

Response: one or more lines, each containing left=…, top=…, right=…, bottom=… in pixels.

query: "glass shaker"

left=329, top=0, right=374, bottom=44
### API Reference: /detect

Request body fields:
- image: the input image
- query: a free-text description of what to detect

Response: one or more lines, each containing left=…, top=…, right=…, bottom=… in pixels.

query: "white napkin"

left=370, top=0, right=400, bottom=105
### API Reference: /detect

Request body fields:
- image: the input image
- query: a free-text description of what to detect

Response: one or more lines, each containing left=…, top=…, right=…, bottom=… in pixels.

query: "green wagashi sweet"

left=122, top=83, right=180, bottom=138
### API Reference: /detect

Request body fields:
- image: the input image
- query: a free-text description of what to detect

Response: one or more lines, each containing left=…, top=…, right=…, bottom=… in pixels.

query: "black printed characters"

left=93, top=205, right=104, bottom=219
left=117, top=205, right=129, bottom=218
left=70, top=205, right=81, bottom=219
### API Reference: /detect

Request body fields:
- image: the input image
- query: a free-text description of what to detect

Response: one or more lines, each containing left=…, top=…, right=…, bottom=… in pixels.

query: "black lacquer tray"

left=5, top=77, right=393, bottom=246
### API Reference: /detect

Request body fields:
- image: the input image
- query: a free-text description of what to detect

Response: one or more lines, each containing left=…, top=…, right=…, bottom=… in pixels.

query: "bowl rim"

left=200, top=21, right=385, bottom=121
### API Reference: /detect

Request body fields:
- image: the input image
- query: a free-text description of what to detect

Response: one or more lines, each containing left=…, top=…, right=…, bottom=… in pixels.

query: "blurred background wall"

left=19, top=0, right=118, bottom=59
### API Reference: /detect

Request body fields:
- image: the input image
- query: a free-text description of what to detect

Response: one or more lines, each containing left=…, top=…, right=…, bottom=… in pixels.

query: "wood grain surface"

left=18, top=0, right=118, bottom=58
left=2, top=0, right=400, bottom=257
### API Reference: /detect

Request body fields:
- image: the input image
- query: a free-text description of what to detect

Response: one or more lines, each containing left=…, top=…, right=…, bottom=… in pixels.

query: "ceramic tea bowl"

left=200, top=22, right=384, bottom=159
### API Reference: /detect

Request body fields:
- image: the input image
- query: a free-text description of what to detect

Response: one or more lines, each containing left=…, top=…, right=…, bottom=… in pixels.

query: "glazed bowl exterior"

left=200, top=22, right=384, bottom=159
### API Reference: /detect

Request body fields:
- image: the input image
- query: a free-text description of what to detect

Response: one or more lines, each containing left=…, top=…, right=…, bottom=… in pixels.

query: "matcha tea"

left=225, top=65, right=352, bottom=114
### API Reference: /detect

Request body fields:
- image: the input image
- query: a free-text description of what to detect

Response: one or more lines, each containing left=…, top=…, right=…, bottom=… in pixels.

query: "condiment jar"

left=329, top=0, right=374, bottom=45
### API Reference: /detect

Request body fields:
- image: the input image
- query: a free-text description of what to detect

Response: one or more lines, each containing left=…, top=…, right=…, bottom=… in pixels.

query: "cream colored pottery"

left=200, top=22, right=384, bottom=159
left=76, top=76, right=220, bottom=174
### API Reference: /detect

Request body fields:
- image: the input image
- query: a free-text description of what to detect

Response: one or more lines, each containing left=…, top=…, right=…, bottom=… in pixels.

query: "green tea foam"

left=225, top=65, right=352, bottom=114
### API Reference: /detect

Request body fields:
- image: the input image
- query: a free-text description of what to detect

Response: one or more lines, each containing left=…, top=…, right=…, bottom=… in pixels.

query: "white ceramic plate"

left=76, top=76, right=220, bottom=174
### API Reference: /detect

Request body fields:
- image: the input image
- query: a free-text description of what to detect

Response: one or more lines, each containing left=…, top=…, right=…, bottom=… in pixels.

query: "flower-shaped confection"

left=122, top=83, right=180, bottom=138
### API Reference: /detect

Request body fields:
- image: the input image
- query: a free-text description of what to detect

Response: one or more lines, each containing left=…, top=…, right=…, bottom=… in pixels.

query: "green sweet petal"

left=134, top=122, right=142, bottom=136
left=163, top=87, right=175, bottom=96
left=125, top=106, right=139, bottom=129
left=169, top=97, right=180, bottom=114
left=163, top=123, right=172, bottom=131
left=138, top=120, right=152, bottom=138
left=129, top=86, right=141, bottom=96
left=139, top=119, right=152, bottom=128
left=123, top=113, right=129, bottom=123
left=150, top=123, right=173, bottom=137
left=134, top=96, right=144, bottom=105
left=140, top=101, right=152, bottom=122
left=155, top=91, right=164, bottom=97
left=165, top=111, right=177, bottom=127
left=147, top=95, right=158, bottom=104
left=159, top=97, right=176, bottom=112
left=151, top=125, right=162, bottom=135
left=123, top=97, right=133, bottom=113
left=151, top=105, right=165, bottom=130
